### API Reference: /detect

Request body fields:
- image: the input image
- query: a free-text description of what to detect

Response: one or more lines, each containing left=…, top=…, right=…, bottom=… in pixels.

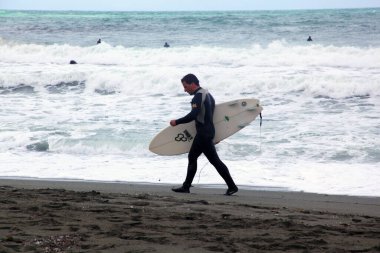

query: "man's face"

left=182, top=81, right=196, bottom=95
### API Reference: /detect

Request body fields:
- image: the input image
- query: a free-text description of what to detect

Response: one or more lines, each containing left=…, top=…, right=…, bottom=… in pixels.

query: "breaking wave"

left=1, top=39, right=380, bottom=98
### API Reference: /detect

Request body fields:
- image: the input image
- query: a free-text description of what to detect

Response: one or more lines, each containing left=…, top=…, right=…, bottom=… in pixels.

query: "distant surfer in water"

left=164, top=42, right=170, bottom=47
left=307, top=36, right=313, bottom=41
left=170, top=74, right=238, bottom=195
left=97, top=38, right=101, bottom=44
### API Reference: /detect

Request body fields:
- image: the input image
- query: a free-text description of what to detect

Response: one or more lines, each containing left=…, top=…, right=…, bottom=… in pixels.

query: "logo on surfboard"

left=174, top=130, right=194, bottom=142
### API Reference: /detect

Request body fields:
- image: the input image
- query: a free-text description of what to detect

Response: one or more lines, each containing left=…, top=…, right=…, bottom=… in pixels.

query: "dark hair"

left=181, top=73, right=199, bottom=86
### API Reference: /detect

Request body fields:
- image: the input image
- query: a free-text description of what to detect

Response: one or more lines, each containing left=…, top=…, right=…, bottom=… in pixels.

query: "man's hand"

left=170, top=120, right=177, bottom=126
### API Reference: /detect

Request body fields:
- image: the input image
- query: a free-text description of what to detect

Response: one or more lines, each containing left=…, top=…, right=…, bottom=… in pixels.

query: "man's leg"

left=202, top=138, right=238, bottom=194
left=172, top=135, right=203, bottom=193
left=183, top=135, right=203, bottom=188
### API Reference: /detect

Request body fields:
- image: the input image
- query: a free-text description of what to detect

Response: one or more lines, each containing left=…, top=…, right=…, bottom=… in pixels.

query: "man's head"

left=181, top=73, right=199, bottom=95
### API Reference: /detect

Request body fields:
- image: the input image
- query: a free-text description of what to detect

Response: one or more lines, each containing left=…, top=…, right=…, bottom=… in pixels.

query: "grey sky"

left=1, top=0, right=380, bottom=11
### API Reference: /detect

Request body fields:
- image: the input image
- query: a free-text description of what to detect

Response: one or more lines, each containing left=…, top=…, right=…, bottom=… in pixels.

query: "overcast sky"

left=1, top=0, right=380, bottom=11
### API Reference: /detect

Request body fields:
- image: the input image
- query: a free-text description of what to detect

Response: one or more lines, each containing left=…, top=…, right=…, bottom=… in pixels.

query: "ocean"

left=1, top=8, right=379, bottom=196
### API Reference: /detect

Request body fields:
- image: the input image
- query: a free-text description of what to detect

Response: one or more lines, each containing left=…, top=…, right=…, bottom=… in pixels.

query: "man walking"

left=170, top=74, right=238, bottom=195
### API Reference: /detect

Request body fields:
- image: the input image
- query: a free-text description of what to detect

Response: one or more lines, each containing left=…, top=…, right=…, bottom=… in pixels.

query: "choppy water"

left=1, top=8, right=380, bottom=196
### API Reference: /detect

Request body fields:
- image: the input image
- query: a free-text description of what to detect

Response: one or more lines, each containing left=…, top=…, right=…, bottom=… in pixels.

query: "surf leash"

left=197, top=161, right=209, bottom=184
left=259, top=112, right=262, bottom=152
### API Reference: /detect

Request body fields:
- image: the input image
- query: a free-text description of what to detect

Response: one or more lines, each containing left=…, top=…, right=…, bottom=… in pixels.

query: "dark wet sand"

left=1, top=179, right=380, bottom=252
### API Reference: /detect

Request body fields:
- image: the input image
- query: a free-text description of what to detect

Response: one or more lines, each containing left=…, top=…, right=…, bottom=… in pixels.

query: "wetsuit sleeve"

left=175, top=93, right=202, bottom=125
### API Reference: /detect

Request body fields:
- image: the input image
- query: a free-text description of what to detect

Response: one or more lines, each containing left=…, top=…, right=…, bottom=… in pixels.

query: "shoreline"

left=1, top=175, right=378, bottom=196
left=1, top=178, right=380, bottom=217
left=1, top=178, right=380, bottom=252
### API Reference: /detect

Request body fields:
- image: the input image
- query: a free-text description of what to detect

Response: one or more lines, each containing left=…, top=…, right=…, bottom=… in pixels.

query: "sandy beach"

left=0, top=179, right=379, bottom=252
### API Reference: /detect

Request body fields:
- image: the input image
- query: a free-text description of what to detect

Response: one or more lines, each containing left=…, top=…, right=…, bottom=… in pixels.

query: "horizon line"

left=1, top=6, right=379, bottom=12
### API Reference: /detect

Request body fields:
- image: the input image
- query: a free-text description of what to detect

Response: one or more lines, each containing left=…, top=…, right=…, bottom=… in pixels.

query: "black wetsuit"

left=175, top=87, right=237, bottom=189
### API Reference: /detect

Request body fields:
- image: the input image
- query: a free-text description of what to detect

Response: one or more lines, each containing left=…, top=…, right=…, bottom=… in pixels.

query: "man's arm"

left=170, top=93, right=202, bottom=126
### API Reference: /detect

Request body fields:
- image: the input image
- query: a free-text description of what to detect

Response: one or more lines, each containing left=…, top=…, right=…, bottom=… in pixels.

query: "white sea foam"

left=1, top=39, right=380, bottom=98
left=1, top=39, right=380, bottom=67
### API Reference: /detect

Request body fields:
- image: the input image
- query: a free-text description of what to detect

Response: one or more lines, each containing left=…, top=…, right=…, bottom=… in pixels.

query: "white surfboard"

left=149, top=98, right=263, bottom=156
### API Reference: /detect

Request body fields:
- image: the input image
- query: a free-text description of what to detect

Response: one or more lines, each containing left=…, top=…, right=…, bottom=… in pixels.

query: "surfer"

left=97, top=38, right=101, bottom=44
left=307, top=36, right=312, bottom=41
left=170, top=74, right=238, bottom=195
left=164, top=42, right=170, bottom=48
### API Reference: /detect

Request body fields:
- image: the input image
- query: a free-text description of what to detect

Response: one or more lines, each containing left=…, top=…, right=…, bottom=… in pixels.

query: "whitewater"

left=1, top=9, right=380, bottom=196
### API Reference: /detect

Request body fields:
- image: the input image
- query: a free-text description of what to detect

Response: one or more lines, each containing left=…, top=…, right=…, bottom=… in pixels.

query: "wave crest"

left=1, top=39, right=379, bottom=98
